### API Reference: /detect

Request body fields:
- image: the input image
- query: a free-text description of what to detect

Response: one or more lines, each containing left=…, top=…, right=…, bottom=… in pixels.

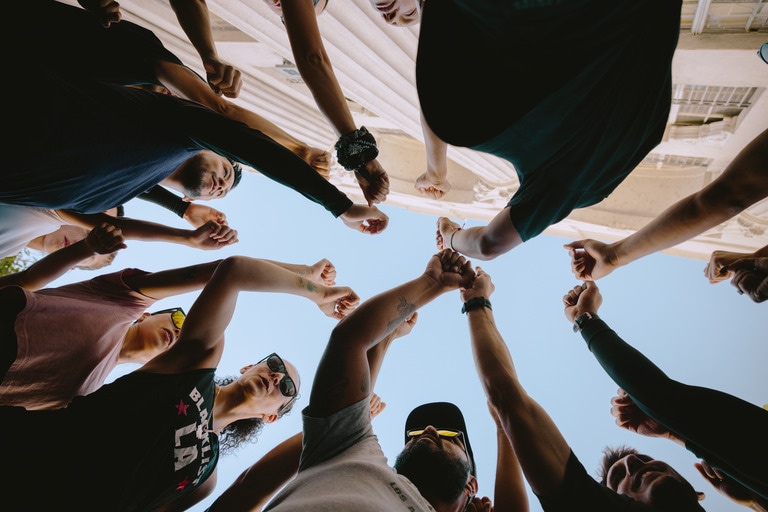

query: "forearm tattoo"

left=295, top=276, right=317, bottom=292
left=386, top=296, right=415, bottom=333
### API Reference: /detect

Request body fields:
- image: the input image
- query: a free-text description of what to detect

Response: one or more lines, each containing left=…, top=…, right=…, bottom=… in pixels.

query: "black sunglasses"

left=149, top=307, right=186, bottom=330
left=257, top=353, right=298, bottom=399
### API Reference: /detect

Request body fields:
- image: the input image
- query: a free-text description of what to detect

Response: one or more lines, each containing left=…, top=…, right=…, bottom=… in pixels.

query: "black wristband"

left=573, top=312, right=599, bottom=333
left=139, top=185, right=190, bottom=218
left=462, top=297, right=492, bottom=314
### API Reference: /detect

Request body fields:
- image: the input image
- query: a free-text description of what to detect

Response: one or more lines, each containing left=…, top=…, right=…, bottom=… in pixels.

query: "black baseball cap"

left=404, top=402, right=476, bottom=476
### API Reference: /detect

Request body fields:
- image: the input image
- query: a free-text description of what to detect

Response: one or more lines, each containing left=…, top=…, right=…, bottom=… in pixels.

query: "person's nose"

left=623, top=454, right=647, bottom=474
left=271, top=371, right=285, bottom=386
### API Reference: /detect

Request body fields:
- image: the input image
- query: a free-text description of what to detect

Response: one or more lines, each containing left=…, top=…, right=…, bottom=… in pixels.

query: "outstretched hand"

left=339, top=204, right=389, bottom=234
left=190, top=220, right=239, bottom=249
left=316, top=286, right=360, bottom=320
left=424, top=249, right=476, bottom=291
left=694, top=460, right=762, bottom=508
left=183, top=203, right=228, bottom=229
left=610, top=389, right=670, bottom=439
left=562, top=281, right=602, bottom=323
left=85, top=222, right=127, bottom=255
left=415, top=172, right=451, bottom=200
left=355, top=159, right=390, bottom=206
left=565, top=239, right=618, bottom=281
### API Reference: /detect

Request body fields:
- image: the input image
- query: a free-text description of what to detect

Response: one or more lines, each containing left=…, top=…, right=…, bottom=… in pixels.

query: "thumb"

left=564, top=240, right=586, bottom=250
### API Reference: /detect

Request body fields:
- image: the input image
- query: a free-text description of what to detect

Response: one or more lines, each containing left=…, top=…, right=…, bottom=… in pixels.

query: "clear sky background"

left=52, top=171, right=767, bottom=512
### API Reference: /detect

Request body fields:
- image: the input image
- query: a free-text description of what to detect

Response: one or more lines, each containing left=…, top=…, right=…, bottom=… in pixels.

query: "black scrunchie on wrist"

left=335, top=126, right=379, bottom=178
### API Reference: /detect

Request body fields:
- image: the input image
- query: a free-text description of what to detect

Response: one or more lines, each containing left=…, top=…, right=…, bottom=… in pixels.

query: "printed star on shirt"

left=175, top=399, right=189, bottom=416
left=176, top=476, right=191, bottom=491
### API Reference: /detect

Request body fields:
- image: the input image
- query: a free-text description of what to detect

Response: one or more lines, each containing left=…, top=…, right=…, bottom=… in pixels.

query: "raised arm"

left=567, top=128, right=768, bottom=281
left=487, top=401, right=529, bottom=512
left=462, top=267, right=572, bottom=497
left=58, top=210, right=238, bottom=250
left=308, top=249, right=474, bottom=418
left=565, top=281, right=768, bottom=502
left=167, top=0, right=242, bottom=97
left=0, top=223, right=125, bottom=291
left=153, top=60, right=332, bottom=179
left=415, top=110, right=452, bottom=200
left=205, top=308, right=407, bottom=512
left=140, top=255, right=359, bottom=374
left=281, top=0, right=389, bottom=205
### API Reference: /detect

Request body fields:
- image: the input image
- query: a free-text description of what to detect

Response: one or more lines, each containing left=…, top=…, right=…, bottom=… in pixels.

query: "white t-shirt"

left=0, top=204, right=64, bottom=258
left=264, top=398, right=435, bottom=512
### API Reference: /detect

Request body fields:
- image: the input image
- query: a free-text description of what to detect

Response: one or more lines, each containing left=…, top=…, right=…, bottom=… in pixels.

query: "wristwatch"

left=462, top=297, right=492, bottom=314
left=573, top=312, right=599, bottom=333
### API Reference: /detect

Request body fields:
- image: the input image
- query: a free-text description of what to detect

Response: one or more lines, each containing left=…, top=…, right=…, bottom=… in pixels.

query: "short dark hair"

left=230, top=160, right=243, bottom=190
left=599, top=445, right=640, bottom=485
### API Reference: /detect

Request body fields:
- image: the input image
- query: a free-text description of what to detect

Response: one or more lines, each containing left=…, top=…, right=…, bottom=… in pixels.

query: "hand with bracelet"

left=335, top=126, right=390, bottom=206
left=460, top=265, right=494, bottom=314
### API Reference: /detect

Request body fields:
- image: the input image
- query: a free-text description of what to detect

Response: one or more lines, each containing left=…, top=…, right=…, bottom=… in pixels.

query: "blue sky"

left=53, top=172, right=767, bottom=512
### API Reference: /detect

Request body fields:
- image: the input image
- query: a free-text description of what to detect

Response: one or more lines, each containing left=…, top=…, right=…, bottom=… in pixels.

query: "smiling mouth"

left=376, top=1, right=395, bottom=13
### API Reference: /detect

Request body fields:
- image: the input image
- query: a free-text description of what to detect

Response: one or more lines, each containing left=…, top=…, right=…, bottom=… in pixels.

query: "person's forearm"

left=332, top=274, right=443, bottom=351
left=208, top=432, right=303, bottom=512
left=281, top=1, right=357, bottom=136
left=467, top=308, right=571, bottom=496
left=421, top=110, right=449, bottom=180
left=182, top=256, right=332, bottom=346
left=61, top=210, right=193, bottom=246
left=612, top=128, right=768, bottom=267
left=493, top=424, right=529, bottom=512
left=368, top=329, right=397, bottom=389
left=753, top=244, right=768, bottom=259
left=168, top=0, right=218, bottom=63
left=0, top=239, right=96, bottom=291
left=610, top=191, right=734, bottom=268
left=139, top=186, right=189, bottom=218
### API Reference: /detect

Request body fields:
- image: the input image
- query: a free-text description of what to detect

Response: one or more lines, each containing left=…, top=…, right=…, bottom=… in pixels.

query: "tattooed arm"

left=306, top=249, right=475, bottom=418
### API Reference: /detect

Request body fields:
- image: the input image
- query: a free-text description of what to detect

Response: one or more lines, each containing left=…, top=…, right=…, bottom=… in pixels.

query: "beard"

left=394, top=440, right=470, bottom=503
left=646, top=476, right=703, bottom=512
left=177, top=168, right=206, bottom=198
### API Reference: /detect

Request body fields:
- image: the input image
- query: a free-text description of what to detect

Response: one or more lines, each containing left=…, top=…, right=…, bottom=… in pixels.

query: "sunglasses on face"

left=407, top=429, right=468, bottom=455
left=257, top=353, right=298, bottom=398
left=150, top=307, right=186, bottom=330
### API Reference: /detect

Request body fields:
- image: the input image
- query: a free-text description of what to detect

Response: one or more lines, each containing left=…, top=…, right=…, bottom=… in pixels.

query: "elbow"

left=295, top=50, right=333, bottom=77
left=475, top=236, right=509, bottom=261
left=214, top=255, right=249, bottom=279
